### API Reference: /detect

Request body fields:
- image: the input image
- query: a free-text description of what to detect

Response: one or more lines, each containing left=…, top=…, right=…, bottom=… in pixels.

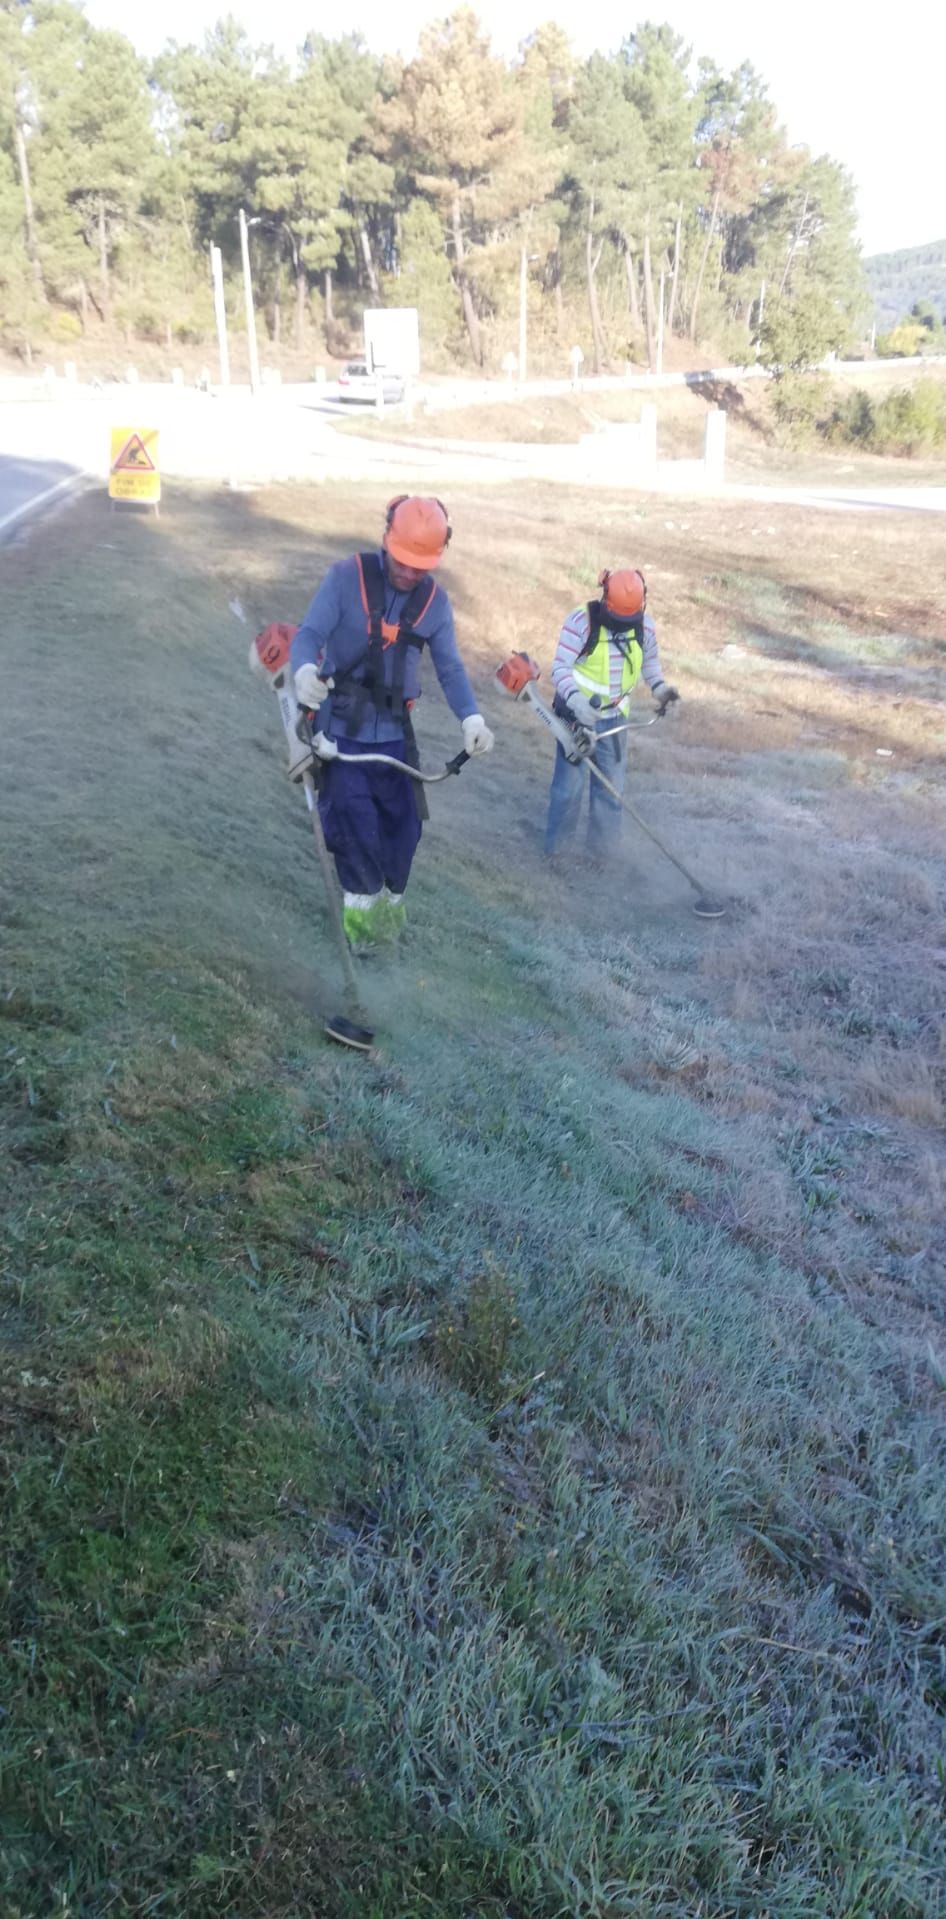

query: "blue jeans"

left=544, top=723, right=627, bottom=856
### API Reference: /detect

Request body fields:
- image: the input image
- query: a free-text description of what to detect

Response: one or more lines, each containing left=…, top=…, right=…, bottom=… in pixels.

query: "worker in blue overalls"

left=290, top=496, right=494, bottom=953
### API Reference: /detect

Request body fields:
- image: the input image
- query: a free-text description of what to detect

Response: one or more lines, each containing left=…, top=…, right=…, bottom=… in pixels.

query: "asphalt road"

left=0, top=452, right=87, bottom=535
left=1, top=383, right=944, bottom=525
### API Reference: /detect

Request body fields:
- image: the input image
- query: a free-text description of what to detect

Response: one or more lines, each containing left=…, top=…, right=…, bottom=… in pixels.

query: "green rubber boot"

left=342, top=898, right=384, bottom=956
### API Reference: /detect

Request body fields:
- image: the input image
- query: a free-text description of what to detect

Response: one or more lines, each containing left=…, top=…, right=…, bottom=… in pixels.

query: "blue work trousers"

left=318, top=737, right=422, bottom=896
left=543, top=723, right=627, bottom=857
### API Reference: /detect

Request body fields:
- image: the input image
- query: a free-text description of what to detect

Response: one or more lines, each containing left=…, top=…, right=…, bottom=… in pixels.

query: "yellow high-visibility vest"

left=571, top=616, right=642, bottom=715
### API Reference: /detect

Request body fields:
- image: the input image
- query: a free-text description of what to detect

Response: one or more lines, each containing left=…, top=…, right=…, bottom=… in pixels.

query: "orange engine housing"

left=495, top=650, right=541, bottom=698
left=252, top=621, right=298, bottom=678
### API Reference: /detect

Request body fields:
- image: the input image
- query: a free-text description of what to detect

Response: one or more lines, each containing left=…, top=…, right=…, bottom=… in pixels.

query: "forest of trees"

left=865, top=239, right=946, bottom=333
left=0, top=1, right=868, bottom=374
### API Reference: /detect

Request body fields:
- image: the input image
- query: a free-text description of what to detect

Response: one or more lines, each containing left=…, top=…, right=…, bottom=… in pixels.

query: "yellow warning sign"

left=109, top=426, right=161, bottom=503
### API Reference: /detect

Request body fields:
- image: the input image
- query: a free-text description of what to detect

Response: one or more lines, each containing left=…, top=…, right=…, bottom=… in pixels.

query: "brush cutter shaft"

left=495, top=646, right=722, bottom=912
left=301, top=771, right=368, bottom=1017
left=583, top=757, right=707, bottom=898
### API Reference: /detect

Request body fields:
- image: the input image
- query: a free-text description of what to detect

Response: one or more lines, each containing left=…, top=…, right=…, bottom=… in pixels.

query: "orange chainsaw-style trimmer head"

left=495, top=650, right=542, bottom=699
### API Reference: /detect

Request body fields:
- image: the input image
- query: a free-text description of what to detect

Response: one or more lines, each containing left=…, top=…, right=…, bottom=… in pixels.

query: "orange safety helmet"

left=599, top=567, right=646, bottom=618
left=384, top=495, right=451, bottom=570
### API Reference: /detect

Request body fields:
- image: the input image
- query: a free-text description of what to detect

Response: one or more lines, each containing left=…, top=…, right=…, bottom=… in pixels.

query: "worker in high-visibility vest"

left=544, top=567, right=678, bottom=858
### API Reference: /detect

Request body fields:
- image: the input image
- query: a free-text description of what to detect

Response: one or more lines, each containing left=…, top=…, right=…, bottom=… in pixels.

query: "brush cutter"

left=249, top=623, right=472, bottom=1050
left=495, top=651, right=727, bottom=919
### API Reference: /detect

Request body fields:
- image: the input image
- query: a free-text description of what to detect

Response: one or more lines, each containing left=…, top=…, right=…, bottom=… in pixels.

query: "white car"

left=335, top=360, right=405, bottom=403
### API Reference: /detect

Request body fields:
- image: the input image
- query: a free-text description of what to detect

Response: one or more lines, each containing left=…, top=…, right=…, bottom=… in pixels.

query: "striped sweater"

left=551, top=605, right=666, bottom=707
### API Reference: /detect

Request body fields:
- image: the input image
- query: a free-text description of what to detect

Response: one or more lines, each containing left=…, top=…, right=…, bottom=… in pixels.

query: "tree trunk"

left=451, top=189, right=481, bottom=365
left=359, top=222, right=380, bottom=299
left=779, top=191, right=808, bottom=296
left=165, top=320, right=172, bottom=352
left=296, top=268, right=307, bottom=351
left=324, top=267, right=334, bottom=335
left=667, top=206, right=682, bottom=335
left=78, top=279, right=88, bottom=332
left=624, top=244, right=641, bottom=328
left=554, top=262, right=563, bottom=335
left=585, top=191, right=606, bottom=376
left=689, top=187, right=720, bottom=343
left=273, top=255, right=281, bottom=352
left=14, top=113, right=45, bottom=300
left=642, top=225, right=656, bottom=371
left=98, top=197, right=110, bottom=318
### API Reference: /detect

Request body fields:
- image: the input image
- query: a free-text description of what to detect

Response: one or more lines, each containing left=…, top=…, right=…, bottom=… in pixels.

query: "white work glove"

left=293, top=663, right=334, bottom=710
left=652, top=681, right=680, bottom=712
left=461, top=713, right=494, bottom=756
left=566, top=691, right=601, bottom=727
left=287, top=726, right=338, bottom=782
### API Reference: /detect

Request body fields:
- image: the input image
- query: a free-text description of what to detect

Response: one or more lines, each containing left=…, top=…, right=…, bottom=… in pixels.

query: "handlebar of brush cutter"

left=301, top=709, right=469, bottom=783
left=329, top=748, right=470, bottom=783
left=592, top=708, right=667, bottom=741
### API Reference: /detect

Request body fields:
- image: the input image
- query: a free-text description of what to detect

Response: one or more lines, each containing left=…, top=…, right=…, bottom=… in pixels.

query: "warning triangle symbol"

left=114, top=432, right=155, bottom=472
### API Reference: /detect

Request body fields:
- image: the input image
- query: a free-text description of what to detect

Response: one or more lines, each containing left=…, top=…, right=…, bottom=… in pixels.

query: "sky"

left=83, top=0, right=944, bottom=257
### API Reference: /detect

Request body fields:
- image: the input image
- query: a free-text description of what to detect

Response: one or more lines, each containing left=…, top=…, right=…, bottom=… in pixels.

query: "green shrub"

left=875, top=322, right=928, bottom=358
left=872, top=379, right=946, bottom=453
left=825, top=387, right=877, bottom=445
left=771, top=370, right=832, bottom=444
left=49, top=309, right=83, bottom=342
left=172, top=315, right=209, bottom=344
left=823, top=380, right=946, bottom=455
left=133, top=306, right=169, bottom=344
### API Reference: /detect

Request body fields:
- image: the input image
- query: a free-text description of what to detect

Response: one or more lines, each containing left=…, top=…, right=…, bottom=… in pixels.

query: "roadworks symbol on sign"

left=115, top=432, right=154, bottom=470
left=109, top=426, right=161, bottom=503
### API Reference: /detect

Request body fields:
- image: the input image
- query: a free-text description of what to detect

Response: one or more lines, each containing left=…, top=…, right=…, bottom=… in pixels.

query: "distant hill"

left=864, top=238, right=946, bottom=329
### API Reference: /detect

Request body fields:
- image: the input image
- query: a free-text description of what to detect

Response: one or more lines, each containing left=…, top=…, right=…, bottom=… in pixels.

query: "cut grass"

left=1, top=481, right=945, bottom=1916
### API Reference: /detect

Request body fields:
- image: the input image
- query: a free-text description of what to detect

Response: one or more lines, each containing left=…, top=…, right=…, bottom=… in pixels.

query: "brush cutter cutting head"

left=495, top=651, right=541, bottom=699
left=692, top=895, right=728, bottom=919
left=323, top=1011, right=375, bottom=1051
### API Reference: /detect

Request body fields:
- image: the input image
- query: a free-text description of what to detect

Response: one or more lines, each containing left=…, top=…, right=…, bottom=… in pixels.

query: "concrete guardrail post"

left=704, top=405, right=726, bottom=483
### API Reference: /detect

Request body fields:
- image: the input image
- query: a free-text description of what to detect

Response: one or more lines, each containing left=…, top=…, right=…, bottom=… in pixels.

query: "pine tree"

left=33, top=22, right=154, bottom=320
left=567, top=54, right=647, bottom=373
left=380, top=9, right=519, bottom=365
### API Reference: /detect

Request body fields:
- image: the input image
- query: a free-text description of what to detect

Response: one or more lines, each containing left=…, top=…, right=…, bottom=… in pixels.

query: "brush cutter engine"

left=249, top=622, right=313, bottom=775
left=494, top=650, right=594, bottom=763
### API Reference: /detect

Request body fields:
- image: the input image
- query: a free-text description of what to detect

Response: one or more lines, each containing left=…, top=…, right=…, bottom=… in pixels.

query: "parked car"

left=335, top=359, right=405, bottom=403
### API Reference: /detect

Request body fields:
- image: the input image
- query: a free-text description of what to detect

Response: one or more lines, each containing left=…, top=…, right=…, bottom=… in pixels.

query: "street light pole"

left=239, top=207, right=261, bottom=396
left=519, top=246, right=528, bottom=386
left=209, top=243, right=230, bottom=387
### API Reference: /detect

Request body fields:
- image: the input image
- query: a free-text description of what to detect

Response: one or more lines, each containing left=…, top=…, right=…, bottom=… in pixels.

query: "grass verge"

left=1, top=481, right=944, bottom=1916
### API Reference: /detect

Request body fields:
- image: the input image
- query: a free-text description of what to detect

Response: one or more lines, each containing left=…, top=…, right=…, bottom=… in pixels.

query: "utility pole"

left=210, top=244, right=230, bottom=387
left=238, top=208, right=260, bottom=396
left=519, top=246, right=528, bottom=386
left=753, top=279, right=767, bottom=360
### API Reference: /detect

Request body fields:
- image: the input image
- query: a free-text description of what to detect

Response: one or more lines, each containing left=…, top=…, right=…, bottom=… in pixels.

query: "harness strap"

left=578, top=600, right=644, bottom=661
left=341, top=553, right=435, bottom=725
